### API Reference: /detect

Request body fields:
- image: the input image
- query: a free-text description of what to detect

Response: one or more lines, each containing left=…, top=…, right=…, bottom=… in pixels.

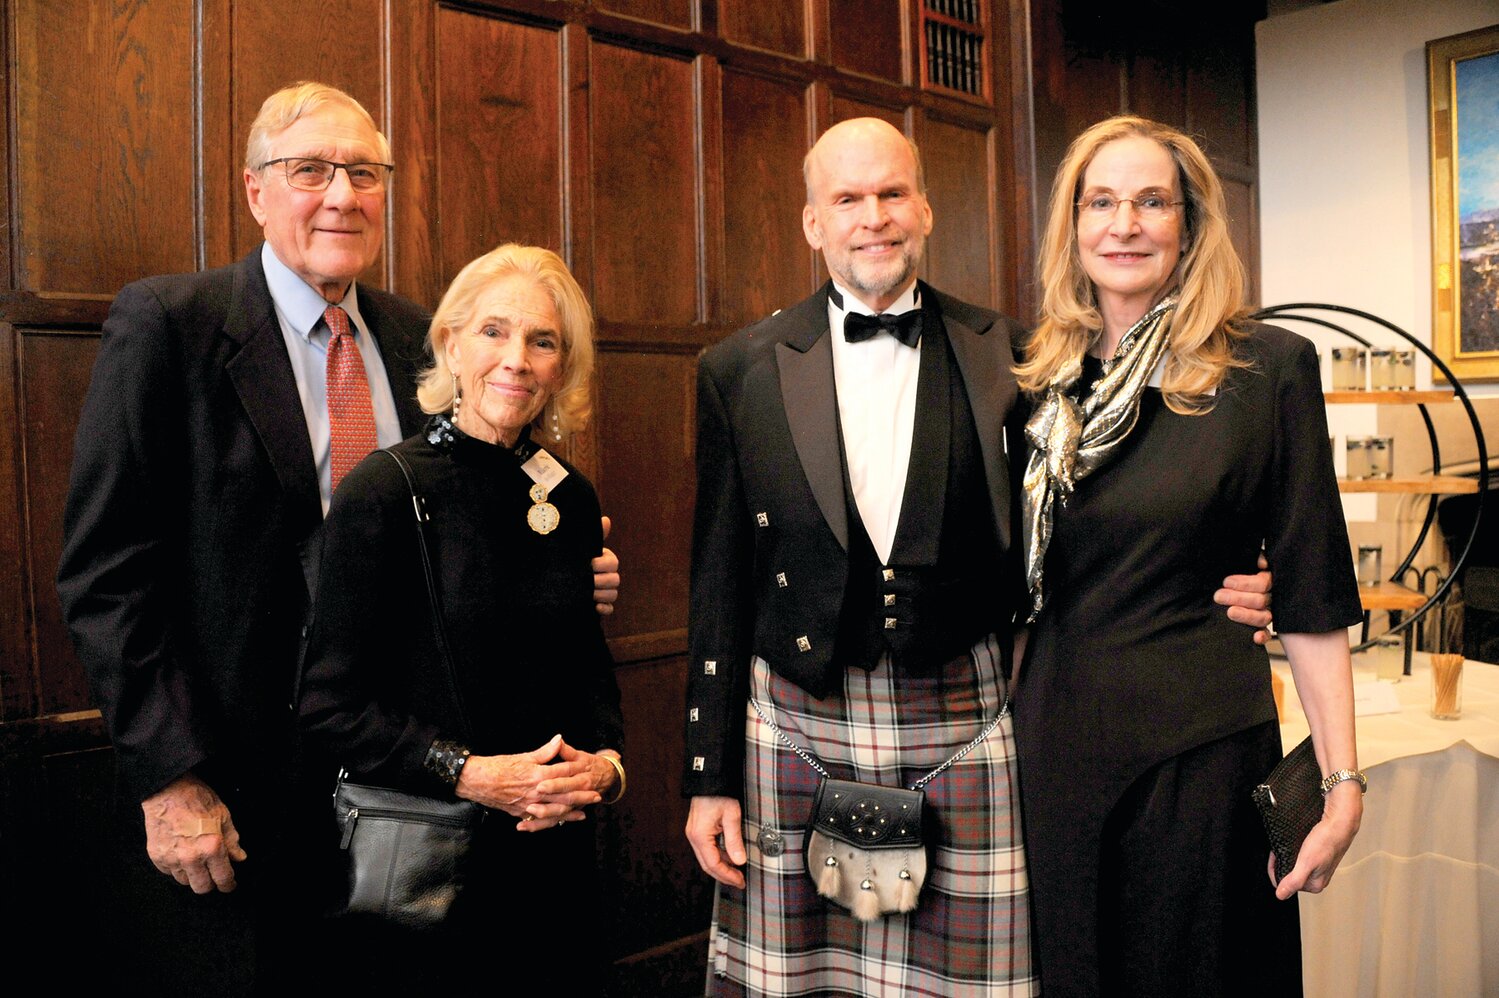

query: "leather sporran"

left=332, top=773, right=485, bottom=929
left=804, top=777, right=928, bottom=922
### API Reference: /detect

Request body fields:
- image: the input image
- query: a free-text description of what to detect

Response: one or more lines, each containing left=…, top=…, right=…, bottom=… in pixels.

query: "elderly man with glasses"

left=57, top=82, right=618, bottom=991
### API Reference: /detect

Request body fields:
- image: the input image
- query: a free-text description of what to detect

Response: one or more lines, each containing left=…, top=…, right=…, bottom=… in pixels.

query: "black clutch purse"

left=1250, top=735, right=1323, bottom=883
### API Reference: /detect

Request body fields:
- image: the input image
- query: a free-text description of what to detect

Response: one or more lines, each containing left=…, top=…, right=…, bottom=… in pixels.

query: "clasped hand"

left=456, top=734, right=618, bottom=832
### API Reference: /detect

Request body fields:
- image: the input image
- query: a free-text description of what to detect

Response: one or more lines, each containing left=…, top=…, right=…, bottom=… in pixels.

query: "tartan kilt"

left=708, top=634, right=1037, bottom=997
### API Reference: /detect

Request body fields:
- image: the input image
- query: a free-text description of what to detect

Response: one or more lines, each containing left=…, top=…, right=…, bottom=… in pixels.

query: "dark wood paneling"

left=1223, top=178, right=1259, bottom=306
left=0, top=325, right=22, bottom=720
left=18, top=331, right=99, bottom=716
left=229, top=0, right=387, bottom=279
left=829, top=94, right=906, bottom=130
left=12, top=2, right=197, bottom=294
left=922, top=119, right=994, bottom=308
left=594, top=350, right=696, bottom=645
left=829, top=0, right=904, bottom=84
left=1185, top=34, right=1254, bottom=167
left=389, top=5, right=441, bottom=308
left=1130, top=48, right=1186, bottom=128
left=720, top=71, right=813, bottom=325
left=588, top=42, right=699, bottom=326
left=601, top=655, right=711, bottom=957
left=436, top=9, right=564, bottom=280
left=597, top=0, right=692, bottom=31
left=720, top=0, right=806, bottom=57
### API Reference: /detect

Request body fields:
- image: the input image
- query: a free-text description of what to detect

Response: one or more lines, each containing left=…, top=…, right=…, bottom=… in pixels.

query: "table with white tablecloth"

left=1273, top=652, right=1499, bottom=997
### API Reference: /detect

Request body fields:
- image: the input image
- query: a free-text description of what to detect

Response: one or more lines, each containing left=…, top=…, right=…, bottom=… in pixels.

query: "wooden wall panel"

left=18, top=331, right=99, bottom=715
left=829, top=94, right=906, bottom=130
left=593, top=351, right=696, bottom=655
left=922, top=120, right=995, bottom=308
left=720, top=71, right=813, bottom=324
left=828, top=0, right=905, bottom=83
left=588, top=43, right=699, bottom=325
left=597, top=0, right=692, bottom=30
left=720, top=0, right=806, bottom=57
left=229, top=0, right=387, bottom=274
left=602, top=655, right=711, bottom=951
left=0, top=326, right=23, bottom=720
left=1223, top=178, right=1259, bottom=305
left=435, top=9, right=564, bottom=281
left=1130, top=49, right=1186, bottom=127
left=1186, top=36, right=1254, bottom=166
left=12, top=1, right=198, bottom=294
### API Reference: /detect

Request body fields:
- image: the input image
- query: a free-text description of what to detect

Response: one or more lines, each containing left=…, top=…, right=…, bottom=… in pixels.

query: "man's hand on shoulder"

left=592, top=515, right=621, bottom=615
left=1216, top=552, right=1274, bottom=645
left=141, top=773, right=247, bottom=894
left=686, top=795, right=747, bottom=888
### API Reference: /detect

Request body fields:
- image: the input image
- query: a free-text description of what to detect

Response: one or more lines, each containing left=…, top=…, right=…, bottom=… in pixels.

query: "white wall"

left=1258, top=0, right=1498, bottom=524
left=1258, top=0, right=1496, bottom=368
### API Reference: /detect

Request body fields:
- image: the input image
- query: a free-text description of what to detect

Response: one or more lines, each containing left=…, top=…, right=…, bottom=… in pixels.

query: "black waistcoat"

left=833, top=315, right=1009, bottom=673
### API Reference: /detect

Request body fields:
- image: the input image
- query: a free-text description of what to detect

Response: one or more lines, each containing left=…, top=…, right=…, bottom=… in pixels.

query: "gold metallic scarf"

left=1021, top=297, right=1177, bottom=621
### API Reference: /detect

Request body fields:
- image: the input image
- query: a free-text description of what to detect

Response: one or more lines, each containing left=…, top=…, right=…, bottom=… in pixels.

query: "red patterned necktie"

left=324, top=304, right=378, bottom=493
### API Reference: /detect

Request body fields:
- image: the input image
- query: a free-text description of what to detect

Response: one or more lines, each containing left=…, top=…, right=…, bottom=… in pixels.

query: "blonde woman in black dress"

left=1013, top=117, right=1365, bottom=995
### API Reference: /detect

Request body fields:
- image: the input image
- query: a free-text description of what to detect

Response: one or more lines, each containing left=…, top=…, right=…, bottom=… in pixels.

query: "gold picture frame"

left=1428, top=24, right=1499, bottom=382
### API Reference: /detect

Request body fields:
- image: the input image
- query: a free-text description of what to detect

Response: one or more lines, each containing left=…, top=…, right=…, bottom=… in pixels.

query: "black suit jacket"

left=683, top=281, right=1025, bottom=797
left=56, top=246, right=428, bottom=809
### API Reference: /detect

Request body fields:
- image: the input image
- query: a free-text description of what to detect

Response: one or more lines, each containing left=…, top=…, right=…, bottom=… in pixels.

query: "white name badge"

left=521, top=448, right=569, bottom=492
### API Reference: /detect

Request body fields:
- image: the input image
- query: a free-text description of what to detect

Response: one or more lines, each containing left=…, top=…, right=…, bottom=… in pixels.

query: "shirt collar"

left=260, top=242, right=365, bottom=340
left=828, top=279, right=920, bottom=318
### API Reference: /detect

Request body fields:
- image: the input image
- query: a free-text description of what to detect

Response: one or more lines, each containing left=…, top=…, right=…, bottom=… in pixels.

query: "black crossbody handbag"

left=324, top=448, right=485, bottom=929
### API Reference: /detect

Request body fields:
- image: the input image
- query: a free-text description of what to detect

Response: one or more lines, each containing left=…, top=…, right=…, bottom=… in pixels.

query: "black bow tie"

left=843, top=309, right=923, bottom=347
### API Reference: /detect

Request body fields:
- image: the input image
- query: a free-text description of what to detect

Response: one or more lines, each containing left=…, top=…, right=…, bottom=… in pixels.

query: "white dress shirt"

left=261, top=243, right=404, bottom=515
left=828, top=280, right=922, bottom=565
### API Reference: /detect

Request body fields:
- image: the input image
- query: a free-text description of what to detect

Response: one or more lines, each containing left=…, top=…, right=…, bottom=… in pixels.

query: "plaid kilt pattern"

left=708, top=634, right=1036, bottom=997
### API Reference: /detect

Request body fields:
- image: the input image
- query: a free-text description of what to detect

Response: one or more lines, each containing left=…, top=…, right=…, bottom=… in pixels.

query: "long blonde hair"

left=1016, top=115, right=1250, bottom=414
left=416, top=244, right=595, bottom=441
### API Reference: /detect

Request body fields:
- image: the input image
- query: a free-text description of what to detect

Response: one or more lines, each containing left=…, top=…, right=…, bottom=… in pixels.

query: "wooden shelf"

left=1338, top=475, right=1480, bottom=494
left=1325, top=389, right=1453, bottom=404
left=1358, top=581, right=1428, bottom=611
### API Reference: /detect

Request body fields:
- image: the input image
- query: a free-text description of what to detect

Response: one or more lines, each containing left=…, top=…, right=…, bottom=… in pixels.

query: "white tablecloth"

left=1274, top=653, right=1499, bottom=997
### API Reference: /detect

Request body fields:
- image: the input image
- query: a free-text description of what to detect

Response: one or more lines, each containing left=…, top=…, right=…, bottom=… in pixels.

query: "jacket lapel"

left=223, top=247, right=322, bottom=527
left=935, top=283, right=1012, bottom=547
left=775, top=285, right=848, bottom=551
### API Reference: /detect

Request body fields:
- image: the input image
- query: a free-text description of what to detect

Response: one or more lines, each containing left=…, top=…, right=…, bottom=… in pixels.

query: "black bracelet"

left=424, top=739, right=472, bottom=787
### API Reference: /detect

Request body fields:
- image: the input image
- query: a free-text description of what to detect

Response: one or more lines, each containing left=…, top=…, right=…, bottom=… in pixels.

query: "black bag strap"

left=377, top=448, right=475, bottom=743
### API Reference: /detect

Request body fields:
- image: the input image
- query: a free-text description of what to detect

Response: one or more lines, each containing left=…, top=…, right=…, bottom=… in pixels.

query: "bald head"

left=803, top=118, right=926, bottom=205
left=800, top=117, right=933, bottom=312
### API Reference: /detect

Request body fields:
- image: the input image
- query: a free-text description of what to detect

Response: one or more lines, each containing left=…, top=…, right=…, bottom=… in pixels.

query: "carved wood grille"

left=923, top=0, right=986, bottom=98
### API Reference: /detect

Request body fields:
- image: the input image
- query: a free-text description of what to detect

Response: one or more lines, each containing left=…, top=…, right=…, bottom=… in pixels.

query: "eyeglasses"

left=1075, top=192, right=1184, bottom=220
left=260, top=157, right=394, bottom=193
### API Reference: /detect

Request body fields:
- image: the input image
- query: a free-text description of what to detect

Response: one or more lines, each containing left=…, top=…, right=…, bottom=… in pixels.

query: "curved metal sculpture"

left=1250, top=302, right=1489, bottom=655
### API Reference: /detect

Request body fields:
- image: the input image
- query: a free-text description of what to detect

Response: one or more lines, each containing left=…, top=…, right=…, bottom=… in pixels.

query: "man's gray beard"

left=847, top=255, right=918, bottom=303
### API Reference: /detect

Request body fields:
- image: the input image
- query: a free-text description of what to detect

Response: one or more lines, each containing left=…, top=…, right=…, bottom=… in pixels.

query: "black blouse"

left=1018, top=322, right=1363, bottom=778
left=299, top=416, right=623, bottom=795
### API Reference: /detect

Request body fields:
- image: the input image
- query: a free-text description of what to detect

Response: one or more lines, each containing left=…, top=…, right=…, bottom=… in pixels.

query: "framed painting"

left=1428, top=24, right=1499, bottom=382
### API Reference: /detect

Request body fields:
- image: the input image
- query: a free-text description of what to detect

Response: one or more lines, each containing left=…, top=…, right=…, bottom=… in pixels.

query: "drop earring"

left=550, top=406, right=562, bottom=442
left=451, top=372, right=461, bottom=422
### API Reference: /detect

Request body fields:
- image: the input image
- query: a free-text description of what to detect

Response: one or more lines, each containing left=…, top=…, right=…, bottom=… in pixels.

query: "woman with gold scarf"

left=1012, top=116, right=1364, bottom=995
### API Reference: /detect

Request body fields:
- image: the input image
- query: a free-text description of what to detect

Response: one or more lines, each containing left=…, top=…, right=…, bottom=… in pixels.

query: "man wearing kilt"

left=683, top=118, right=1274, bottom=995
left=683, top=117, right=1036, bottom=995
